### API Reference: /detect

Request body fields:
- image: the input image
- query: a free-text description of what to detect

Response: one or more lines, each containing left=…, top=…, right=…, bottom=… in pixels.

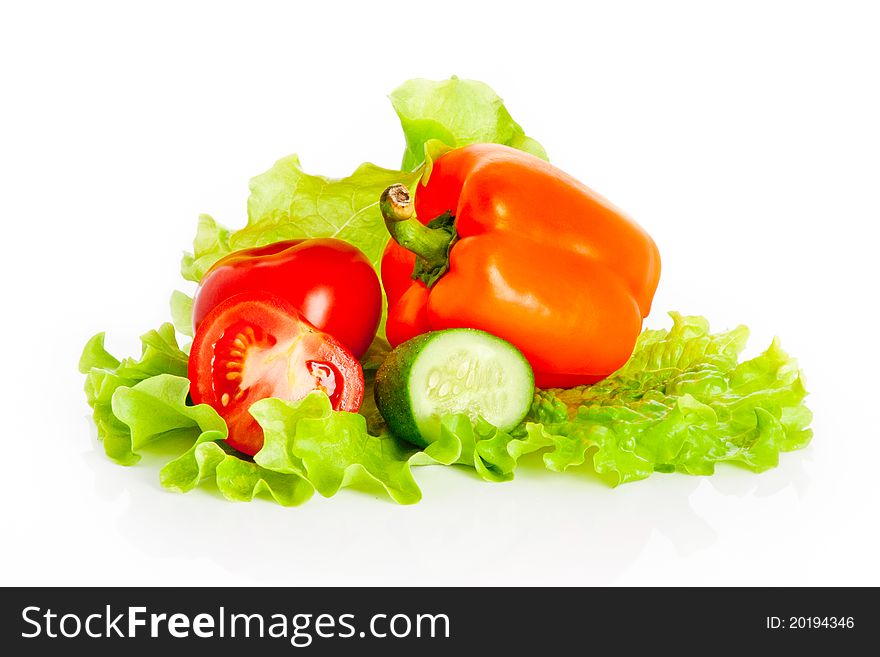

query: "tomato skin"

left=189, top=292, right=365, bottom=456
left=193, top=238, right=381, bottom=359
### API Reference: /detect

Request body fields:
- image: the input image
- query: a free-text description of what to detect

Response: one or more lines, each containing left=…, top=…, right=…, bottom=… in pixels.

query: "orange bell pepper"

left=380, top=143, right=661, bottom=388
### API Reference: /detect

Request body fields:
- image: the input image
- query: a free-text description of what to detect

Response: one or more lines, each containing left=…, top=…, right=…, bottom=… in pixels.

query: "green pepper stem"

left=380, top=184, right=453, bottom=273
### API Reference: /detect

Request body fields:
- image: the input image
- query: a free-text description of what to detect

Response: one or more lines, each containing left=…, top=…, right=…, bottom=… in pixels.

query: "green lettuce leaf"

left=359, top=336, right=391, bottom=373
left=79, top=326, right=313, bottom=505
left=180, top=214, right=232, bottom=282
left=239, top=158, right=422, bottom=271
left=80, top=312, right=812, bottom=504
left=475, top=312, right=813, bottom=485
left=160, top=432, right=314, bottom=507
left=169, top=290, right=194, bottom=337
left=180, top=159, right=420, bottom=285
left=79, top=323, right=188, bottom=381
left=251, top=392, right=461, bottom=505
left=79, top=324, right=190, bottom=464
left=78, top=326, right=463, bottom=505
left=112, top=374, right=225, bottom=454
left=391, top=76, right=548, bottom=171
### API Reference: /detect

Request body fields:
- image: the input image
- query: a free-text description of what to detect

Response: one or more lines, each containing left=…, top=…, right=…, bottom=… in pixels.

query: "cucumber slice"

left=374, top=329, right=535, bottom=447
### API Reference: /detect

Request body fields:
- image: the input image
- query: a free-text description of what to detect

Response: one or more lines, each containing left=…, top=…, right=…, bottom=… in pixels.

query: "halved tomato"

left=192, top=238, right=381, bottom=359
left=188, top=292, right=364, bottom=455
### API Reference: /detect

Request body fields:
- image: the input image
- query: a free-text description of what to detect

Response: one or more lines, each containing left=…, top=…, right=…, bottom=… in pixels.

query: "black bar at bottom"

left=0, top=587, right=873, bottom=654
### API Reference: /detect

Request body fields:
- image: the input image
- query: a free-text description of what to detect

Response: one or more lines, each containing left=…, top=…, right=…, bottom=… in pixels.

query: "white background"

left=2, top=0, right=878, bottom=586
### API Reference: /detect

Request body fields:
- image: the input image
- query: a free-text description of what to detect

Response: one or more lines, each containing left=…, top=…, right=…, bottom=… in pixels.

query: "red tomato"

left=189, top=293, right=364, bottom=456
left=193, top=238, right=381, bottom=359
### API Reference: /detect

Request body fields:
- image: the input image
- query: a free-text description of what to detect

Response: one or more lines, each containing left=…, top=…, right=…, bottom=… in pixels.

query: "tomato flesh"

left=189, top=292, right=364, bottom=455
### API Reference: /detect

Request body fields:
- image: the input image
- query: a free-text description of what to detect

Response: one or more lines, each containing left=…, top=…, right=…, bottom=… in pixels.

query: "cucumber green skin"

left=374, top=332, right=435, bottom=447
left=374, top=329, right=535, bottom=448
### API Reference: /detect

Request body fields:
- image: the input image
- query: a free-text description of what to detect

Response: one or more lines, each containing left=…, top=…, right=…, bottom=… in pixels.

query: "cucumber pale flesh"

left=374, top=329, right=535, bottom=447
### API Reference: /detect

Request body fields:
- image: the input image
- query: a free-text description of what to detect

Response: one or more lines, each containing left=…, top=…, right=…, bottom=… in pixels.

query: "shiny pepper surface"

left=380, top=144, right=661, bottom=388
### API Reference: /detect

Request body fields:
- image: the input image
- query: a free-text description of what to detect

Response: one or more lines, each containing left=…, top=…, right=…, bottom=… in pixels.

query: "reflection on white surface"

left=79, top=424, right=812, bottom=586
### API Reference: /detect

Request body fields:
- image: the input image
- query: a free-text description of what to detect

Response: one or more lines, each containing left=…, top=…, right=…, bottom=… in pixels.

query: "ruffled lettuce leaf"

left=462, top=312, right=812, bottom=485
left=79, top=323, right=188, bottom=381
left=180, top=214, right=232, bottom=282
left=159, top=392, right=467, bottom=506
left=251, top=393, right=461, bottom=505
left=79, top=326, right=315, bottom=505
left=179, top=159, right=420, bottom=284
left=391, top=76, right=548, bottom=170
left=240, top=158, right=422, bottom=271
left=169, top=290, right=194, bottom=337
left=78, top=326, right=461, bottom=505
left=360, top=336, right=391, bottom=374
left=80, top=313, right=812, bottom=504
left=79, top=324, right=191, bottom=464
left=160, top=433, right=314, bottom=507
left=112, top=374, right=225, bottom=455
